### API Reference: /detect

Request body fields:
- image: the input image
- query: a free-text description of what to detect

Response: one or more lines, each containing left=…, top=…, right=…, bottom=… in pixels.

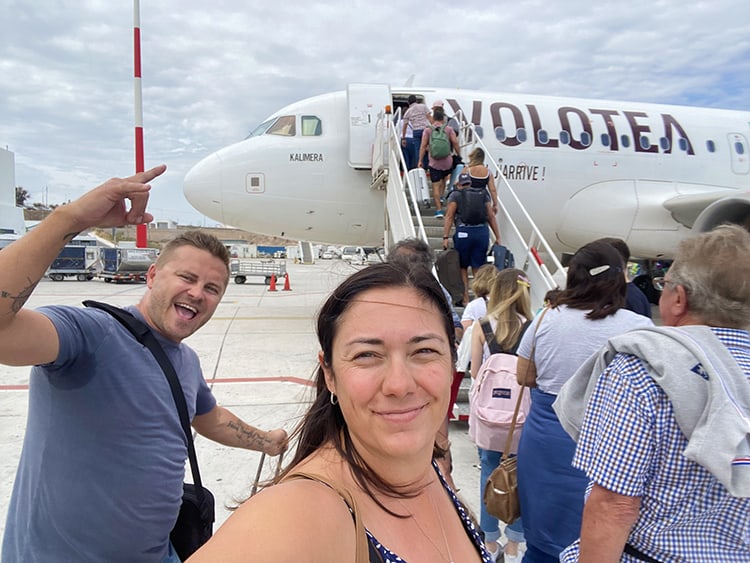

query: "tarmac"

left=0, top=259, right=484, bottom=541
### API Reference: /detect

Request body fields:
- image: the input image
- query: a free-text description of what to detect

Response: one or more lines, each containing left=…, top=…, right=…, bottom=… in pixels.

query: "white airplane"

left=183, top=84, right=750, bottom=259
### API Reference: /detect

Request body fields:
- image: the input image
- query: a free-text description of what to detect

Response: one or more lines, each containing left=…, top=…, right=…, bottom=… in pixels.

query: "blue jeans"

left=478, top=447, right=525, bottom=544
left=162, top=542, right=181, bottom=563
left=413, top=129, right=428, bottom=168
left=403, top=137, right=419, bottom=170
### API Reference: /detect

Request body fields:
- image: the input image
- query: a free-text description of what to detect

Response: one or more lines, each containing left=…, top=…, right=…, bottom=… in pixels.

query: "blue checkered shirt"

left=560, top=327, right=750, bottom=562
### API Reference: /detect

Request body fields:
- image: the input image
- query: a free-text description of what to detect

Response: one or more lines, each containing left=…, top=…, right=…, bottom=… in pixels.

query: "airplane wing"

left=663, top=189, right=750, bottom=230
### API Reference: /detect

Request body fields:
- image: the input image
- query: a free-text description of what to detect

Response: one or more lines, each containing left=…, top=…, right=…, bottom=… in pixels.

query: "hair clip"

left=589, top=265, right=611, bottom=276
left=516, top=275, right=530, bottom=288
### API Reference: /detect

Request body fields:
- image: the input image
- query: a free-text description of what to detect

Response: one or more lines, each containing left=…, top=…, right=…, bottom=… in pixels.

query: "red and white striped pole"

left=133, top=0, right=147, bottom=248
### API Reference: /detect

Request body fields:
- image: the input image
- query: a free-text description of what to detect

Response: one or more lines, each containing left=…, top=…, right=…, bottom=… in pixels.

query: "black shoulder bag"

left=83, top=300, right=215, bottom=560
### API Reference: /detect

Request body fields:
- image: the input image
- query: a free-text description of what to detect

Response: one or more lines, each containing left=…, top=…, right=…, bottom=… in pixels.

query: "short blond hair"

left=471, top=264, right=498, bottom=298
left=157, top=230, right=230, bottom=280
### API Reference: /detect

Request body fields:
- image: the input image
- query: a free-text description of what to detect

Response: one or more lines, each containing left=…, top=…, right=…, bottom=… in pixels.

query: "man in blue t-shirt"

left=0, top=165, right=287, bottom=562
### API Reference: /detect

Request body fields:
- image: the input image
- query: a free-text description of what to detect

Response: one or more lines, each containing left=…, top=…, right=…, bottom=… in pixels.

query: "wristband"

left=442, top=236, right=449, bottom=239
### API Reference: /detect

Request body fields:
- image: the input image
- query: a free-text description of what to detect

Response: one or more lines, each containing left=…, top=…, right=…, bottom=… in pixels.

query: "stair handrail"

left=455, top=119, right=566, bottom=300
left=374, top=107, right=429, bottom=247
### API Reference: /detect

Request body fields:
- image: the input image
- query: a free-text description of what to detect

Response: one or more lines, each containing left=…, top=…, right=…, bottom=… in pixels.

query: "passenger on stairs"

left=469, top=268, right=534, bottom=563
left=595, top=237, right=653, bottom=318
left=419, top=101, right=460, bottom=218
left=401, top=94, right=430, bottom=170
left=443, top=172, right=502, bottom=306
left=465, top=147, right=500, bottom=214
left=515, top=241, right=653, bottom=563
left=461, top=264, right=499, bottom=330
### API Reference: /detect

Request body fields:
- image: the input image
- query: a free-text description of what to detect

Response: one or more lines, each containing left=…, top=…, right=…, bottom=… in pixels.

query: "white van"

left=341, top=246, right=365, bottom=264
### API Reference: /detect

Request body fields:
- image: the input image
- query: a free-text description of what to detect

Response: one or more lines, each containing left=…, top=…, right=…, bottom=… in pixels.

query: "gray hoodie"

left=554, top=325, right=750, bottom=498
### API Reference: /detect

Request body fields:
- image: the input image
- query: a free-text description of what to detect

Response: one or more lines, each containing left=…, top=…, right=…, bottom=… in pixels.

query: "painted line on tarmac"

left=0, top=375, right=314, bottom=392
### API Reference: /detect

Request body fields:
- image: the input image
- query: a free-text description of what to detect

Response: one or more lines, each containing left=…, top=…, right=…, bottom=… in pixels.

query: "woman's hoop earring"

left=330, top=393, right=338, bottom=406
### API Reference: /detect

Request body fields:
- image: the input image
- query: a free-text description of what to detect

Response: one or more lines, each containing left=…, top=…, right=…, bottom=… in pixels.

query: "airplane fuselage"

left=184, top=86, right=750, bottom=258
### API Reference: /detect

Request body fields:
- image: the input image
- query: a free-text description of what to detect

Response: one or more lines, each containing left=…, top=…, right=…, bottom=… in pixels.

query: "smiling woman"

left=187, top=262, right=494, bottom=563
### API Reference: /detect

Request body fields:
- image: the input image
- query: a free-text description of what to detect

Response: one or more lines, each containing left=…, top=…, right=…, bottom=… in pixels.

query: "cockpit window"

left=301, top=115, right=322, bottom=136
left=266, top=115, right=296, bottom=136
left=246, top=118, right=275, bottom=139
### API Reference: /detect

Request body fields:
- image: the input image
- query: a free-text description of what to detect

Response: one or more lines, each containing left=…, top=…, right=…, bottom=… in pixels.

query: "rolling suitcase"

left=408, top=167, right=432, bottom=208
left=435, top=248, right=465, bottom=306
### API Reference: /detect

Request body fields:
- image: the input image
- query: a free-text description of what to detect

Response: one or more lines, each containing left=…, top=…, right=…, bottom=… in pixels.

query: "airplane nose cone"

left=184, top=152, right=223, bottom=223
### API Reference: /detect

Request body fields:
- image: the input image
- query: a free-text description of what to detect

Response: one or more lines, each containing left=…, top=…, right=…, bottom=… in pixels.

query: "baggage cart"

left=230, top=259, right=287, bottom=285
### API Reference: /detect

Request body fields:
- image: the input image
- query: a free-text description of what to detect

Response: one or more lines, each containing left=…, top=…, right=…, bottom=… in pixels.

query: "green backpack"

left=429, top=125, right=451, bottom=159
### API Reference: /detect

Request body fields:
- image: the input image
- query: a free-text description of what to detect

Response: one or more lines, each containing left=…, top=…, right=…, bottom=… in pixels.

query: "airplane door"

left=347, top=83, right=392, bottom=169
left=728, top=133, right=749, bottom=174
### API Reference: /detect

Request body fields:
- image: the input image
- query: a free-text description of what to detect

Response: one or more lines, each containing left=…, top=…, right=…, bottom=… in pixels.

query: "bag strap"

left=479, top=318, right=502, bottom=355
left=283, top=471, right=373, bottom=562
left=479, top=318, right=531, bottom=356
left=83, top=300, right=205, bottom=496
left=500, top=307, right=550, bottom=461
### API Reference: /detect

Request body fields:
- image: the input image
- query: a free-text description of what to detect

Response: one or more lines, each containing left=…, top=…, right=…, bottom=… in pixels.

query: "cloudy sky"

left=1, top=0, right=749, bottom=226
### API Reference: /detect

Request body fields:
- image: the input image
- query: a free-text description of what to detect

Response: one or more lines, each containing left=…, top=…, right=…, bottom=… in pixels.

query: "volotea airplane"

left=183, top=84, right=750, bottom=259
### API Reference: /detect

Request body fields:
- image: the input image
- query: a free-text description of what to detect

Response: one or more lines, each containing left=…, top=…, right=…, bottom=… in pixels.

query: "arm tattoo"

left=1, top=278, right=40, bottom=313
left=227, top=420, right=270, bottom=451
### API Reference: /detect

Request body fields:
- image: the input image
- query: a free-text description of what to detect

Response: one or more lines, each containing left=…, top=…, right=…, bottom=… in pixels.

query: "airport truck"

left=230, top=258, right=286, bottom=285
left=97, top=247, right=159, bottom=283
left=46, top=245, right=99, bottom=281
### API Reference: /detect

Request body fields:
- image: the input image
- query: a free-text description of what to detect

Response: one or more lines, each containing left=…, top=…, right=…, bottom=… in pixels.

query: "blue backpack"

left=491, top=244, right=515, bottom=270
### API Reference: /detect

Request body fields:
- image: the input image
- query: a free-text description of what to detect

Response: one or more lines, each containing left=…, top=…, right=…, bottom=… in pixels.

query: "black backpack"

left=459, top=187, right=488, bottom=225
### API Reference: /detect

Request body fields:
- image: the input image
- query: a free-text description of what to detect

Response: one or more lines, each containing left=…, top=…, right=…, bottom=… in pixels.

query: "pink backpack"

left=468, top=319, right=531, bottom=453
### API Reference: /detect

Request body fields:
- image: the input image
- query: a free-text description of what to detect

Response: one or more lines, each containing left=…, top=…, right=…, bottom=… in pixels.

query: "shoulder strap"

left=501, top=308, right=550, bottom=461
left=283, top=471, right=374, bottom=562
left=82, top=300, right=205, bottom=496
left=479, top=318, right=502, bottom=355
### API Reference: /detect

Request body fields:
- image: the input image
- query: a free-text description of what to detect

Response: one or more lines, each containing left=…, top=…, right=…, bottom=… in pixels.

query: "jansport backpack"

left=469, top=319, right=531, bottom=453
left=429, top=125, right=451, bottom=159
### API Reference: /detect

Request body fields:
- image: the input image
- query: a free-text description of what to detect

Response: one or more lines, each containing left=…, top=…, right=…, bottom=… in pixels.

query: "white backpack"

left=468, top=319, right=531, bottom=453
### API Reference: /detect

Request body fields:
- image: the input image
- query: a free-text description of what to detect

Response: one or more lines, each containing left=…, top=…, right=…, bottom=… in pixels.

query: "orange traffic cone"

left=282, top=272, right=292, bottom=291
left=268, top=274, right=277, bottom=291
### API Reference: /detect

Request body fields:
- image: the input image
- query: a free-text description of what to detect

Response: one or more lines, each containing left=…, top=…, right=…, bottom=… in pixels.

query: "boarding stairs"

left=371, top=106, right=566, bottom=421
left=371, top=107, right=566, bottom=310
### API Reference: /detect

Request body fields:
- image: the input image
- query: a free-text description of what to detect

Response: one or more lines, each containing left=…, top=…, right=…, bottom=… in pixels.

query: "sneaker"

left=434, top=210, right=444, bottom=218
left=486, top=543, right=503, bottom=562
left=503, top=542, right=524, bottom=563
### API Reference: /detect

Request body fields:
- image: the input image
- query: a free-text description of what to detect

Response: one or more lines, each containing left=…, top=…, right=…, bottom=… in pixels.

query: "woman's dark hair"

left=276, top=262, right=456, bottom=509
left=407, top=94, right=417, bottom=105
left=555, top=240, right=626, bottom=319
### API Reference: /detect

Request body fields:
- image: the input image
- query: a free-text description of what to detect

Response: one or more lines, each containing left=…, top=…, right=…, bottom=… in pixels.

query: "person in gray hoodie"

left=556, top=224, right=750, bottom=563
